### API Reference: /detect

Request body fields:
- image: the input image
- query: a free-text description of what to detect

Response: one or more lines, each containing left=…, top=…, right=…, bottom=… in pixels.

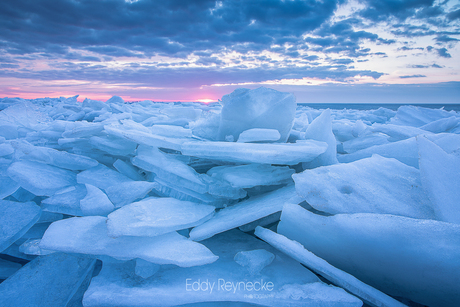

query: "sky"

left=1, top=0, right=459, bottom=103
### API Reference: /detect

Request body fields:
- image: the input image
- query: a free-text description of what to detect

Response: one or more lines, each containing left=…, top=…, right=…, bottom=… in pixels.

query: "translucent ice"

left=390, top=105, right=457, bottom=127
left=0, top=175, right=19, bottom=199
left=0, top=258, right=22, bottom=279
left=107, top=197, right=215, bottom=237
left=40, top=184, right=86, bottom=215
left=278, top=204, right=460, bottom=307
left=181, top=140, right=327, bottom=165
left=237, top=128, right=281, bottom=143
left=218, top=87, right=296, bottom=143
left=80, top=184, right=115, bottom=216
left=0, top=200, right=41, bottom=252
left=207, top=164, right=295, bottom=189
left=293, top=155, right=434, bottom=219
left=234, top=249, right=275, bottom=276
left=135, top=258, right=160, bottom=279
left=189, top=185, right=296, bottom=241
left=420, top=116, right=459, bottom=133
left=0, top=252, right=96, bottom=307
left=105, top=181, right=155, bottom=208
left=303, top=109, right=338, bottom=168
left=113, top=159, right=144, bottom=181
left=418, top=137, right=460, bottom=224
left=7, top=160, right=77, bottom=196
left=255, top=226, right=406, bottom=307
left=83, top=229, right=361, bottom=307
left=40, top=216, right=218, bottom=267
left=77, top=164, right=133, bottom=191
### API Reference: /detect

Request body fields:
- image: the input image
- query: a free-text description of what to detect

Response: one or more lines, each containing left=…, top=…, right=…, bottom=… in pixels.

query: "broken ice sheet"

left=0, top=200, right=41, bottom=252
left=278, top=203, right=460, bottom=307
left=7, top=160, right=77, bottom=196
left=105, top=181, right=155, bottom=208
left=77, top=163, right=133, bottom=191
left=181, top=140, right=327, bottom=165
left=0, top=258, right=22, bottom=279
left=80, top=184, right=115, bottom=216
left=236, top=128, right=281, bottom=143
left=40, top=216, right=218, bottom=267
left=418, top=136, right=460, bottom=224
left=207, top=164, right=295, bottom=189
left=107, top=197, right=215, bottom=237
left=0, top=252, right=96, bottom=307
left=189, top=185, right=296, bottom=241
left=234, top=249, right=275, bottom=276
left=83, top=229, right=361, bottom=307
left=294, top=154, right=434, bottom=219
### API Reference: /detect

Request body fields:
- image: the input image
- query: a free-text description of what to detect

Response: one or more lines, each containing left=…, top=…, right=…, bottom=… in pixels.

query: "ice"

left=149, top=124, right=193, bottom=138
left=390, top=105, right=457, bottom=127
left=207, top=164, right=295, bottom=189
left=89, top=135, right=138, bottom=156
left=107, top=197, right=215, bottom=237
left=40, top=216, right=218, bottom=267
left=255, top=226, right=406, bottom=307
left=15, top=222, right=50, bottom=245
left=218, top=87, right=296, bottom=143
left=11, top=140, right=98, bottom=170
left=105, top=181, right=155, bottom=208
left=181, top=140, right=327, bottom=165
left=420, top=116, right=459, bottom=133
left=62, top=121, right=104, bottom=138
left=80, top=184, right=115, bottom=216
left=7, top=160, right=77, bottom=196
left=237, top=128, right=281, bottom=143
left=160, top=106, right=202, bottom=121
left=293, top=155, right=434, bottom=219
left=132, top=145, right=208, bottom=193
left=189, top=185, right=296, bottom=241
left=303, top=109, right=338, bottom=168
left=0, top=252, right=96, bottom=307
left=18, top=239, right=55, bottom=256
left=104, top=125, right=184, bottom=151
left=418, top=137, right=460, bottom=224
left=77, top=164, right=133, bottom=191
left=234, top=249, right=275, bottom=276
left=0, top=143, right=14, bottom=156
left=0, top=200, right=41, bottom=252
left=113, top=159, right=145, bottom=181
left=135, top=258, right=160, bottom=279
left=40, top=184, right=86, bottom=215
left=277, top=203, right=460, bottom=307
left=342, top=133, right=389, bottom=154
left=83, top=229, right=361, bottom=307
left=370, top=123, right=429, bottom=141
left=338, top=137, right=420, bottom=168
left=0, top=175, right=20, bottom=199
left=0, top=124, right=19, bottom=140
left=0, top=258, right=22, bottom=279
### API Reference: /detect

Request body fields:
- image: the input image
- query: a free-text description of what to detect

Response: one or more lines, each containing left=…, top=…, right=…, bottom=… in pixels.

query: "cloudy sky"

left=1, top=0, right=459, bottom=103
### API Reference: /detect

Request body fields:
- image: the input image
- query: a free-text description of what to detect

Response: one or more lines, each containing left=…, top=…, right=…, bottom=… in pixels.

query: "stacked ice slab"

left=0, top=88, right=459, bottom=307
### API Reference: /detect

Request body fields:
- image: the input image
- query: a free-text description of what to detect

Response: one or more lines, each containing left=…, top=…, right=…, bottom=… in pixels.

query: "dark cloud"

left=358, top=0, right=435, bottom=22
left=447, top=8, right=460, bottom=21
left=435, top=35, right=460, bottom=43
left=437, top=47, right=451, bottom=58
left=408, top=64, right=443, bottom=68
left=399, top=74, right=426, bottom=78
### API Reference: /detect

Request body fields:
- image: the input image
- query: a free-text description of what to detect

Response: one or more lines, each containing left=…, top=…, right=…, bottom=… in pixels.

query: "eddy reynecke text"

left=186, top=278, right=274, bottom=294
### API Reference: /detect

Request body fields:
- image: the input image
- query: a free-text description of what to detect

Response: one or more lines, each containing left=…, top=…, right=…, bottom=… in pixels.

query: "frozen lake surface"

left=0, top=87, right=459, bottom=307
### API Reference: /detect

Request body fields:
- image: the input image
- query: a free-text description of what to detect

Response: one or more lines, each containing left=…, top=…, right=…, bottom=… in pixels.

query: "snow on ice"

left=0, top=86, right=459, bottom=306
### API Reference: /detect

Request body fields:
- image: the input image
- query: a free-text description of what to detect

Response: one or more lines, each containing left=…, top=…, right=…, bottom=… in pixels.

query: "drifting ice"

left=0, top=88, right=459, bottom=306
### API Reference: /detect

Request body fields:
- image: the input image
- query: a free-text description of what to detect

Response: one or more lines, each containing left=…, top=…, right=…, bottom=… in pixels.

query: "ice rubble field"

left=0, top=87, right=459, bottom=307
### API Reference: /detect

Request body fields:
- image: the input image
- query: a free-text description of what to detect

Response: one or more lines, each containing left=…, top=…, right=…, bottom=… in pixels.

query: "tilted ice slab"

left=390, top=105, right=457, bottom=127
left=341, top=133, right=389, bottom=154
left=303, top=109, right=338, bottom=168
left=104, top=125, right=185, bottom=151
left=40, top=216, right=218, bottom=267
left=105, top=181, right=156, bottom=208
left=218, top=87, right=296, bottom=143
left=237, top=128, right=281, bottom=143
left=0, top=252, right=96, bottom=307
left=234, top=249, right=275, bottom=276
left=41, top=184, right=86, bottom=216
left=370, top=123, right=430, bottom=141
left=10, top=140, right=98, bottom=170
left=0, top=258, right=22, bottom=279
left=207, top=163, right=295, bottom=188
left=277, top=204, right=460, bottom=307
left=7, top=160, right=77, bottom=196
left=419, top=116, right=459, bottom=133
left=181, top=140, right=327, bottom=165
left=294, top=155, right=434, bottom=219
left=107, top=197, right=215, bottom=237
left=80, top=184, right=115, bottom=216
left=133, top=145, right=208, bottom=193
left=77, top=163, right=133, bottom=191
left=256, top=227, right=407, bottom=307
left=189, top=185, right=296, bottom=241
left=83, top=229, right=362, bottom=307
left=418, top=136, right=460, bottom=224
left=0, top=200, right=41, bottom=252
